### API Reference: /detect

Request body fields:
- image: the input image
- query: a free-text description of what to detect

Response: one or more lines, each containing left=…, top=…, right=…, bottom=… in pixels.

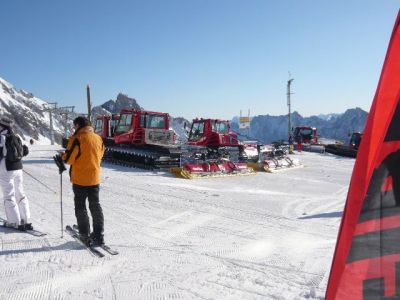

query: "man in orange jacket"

left=62, top=116, right=105, bottom=246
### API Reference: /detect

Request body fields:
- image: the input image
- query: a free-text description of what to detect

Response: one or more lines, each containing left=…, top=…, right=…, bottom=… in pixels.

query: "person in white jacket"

left=0, top=117, right=31, bottom=230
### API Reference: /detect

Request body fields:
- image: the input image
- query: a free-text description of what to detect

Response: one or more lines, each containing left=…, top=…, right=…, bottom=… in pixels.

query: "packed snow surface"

left=0, top=145, right=355, bottom=299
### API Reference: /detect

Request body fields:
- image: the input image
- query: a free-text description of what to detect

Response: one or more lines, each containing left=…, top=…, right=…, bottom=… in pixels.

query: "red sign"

left=326, top=11, right=400, bottom=299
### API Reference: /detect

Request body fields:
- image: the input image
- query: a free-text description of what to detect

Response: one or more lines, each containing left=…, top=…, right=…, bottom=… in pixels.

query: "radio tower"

left=287, top=77, right=294, bottom=139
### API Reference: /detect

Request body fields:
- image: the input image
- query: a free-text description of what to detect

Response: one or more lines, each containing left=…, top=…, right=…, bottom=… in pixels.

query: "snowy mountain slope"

left=317, top=113, right=341, bottom=121
left=0, top=145, right=354, bottom=299
left=0, top=76, right=187, bottom=144
left=0, top=77, right=75, bottom=144
left=171, top=117, right=189, bottom=142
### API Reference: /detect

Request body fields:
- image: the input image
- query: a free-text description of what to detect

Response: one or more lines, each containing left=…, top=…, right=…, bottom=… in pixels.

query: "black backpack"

left=5, top=134, right=24, bottom=162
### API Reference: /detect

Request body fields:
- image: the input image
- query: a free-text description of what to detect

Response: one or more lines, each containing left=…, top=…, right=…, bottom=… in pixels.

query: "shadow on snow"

left=299, top=211, right=343, bottom=219
left=0, top=239, right=91, bottom=256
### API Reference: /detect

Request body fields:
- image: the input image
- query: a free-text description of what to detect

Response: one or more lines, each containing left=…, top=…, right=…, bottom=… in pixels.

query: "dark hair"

left=73, top=116, right=91, bottom=128
left=0, top=116, right=13, bottom=128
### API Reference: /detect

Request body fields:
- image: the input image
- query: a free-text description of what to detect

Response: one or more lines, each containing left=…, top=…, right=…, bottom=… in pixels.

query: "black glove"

left=53, top=154, right=67, bottom=174
left=22, top=145, right=29, bottom=157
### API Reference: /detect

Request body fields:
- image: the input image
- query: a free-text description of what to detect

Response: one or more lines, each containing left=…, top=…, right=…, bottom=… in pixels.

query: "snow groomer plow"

left=170, top=118, right=256, bottom=179
left=247, top=144, right=303, bottom=173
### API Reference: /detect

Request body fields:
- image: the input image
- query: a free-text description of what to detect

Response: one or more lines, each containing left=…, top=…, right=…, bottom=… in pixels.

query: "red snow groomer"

left=94, top=114, right=120, bottom=145
left=293, top=126, right=324, bottom=152
left=293, top=126, right=318, bottom=144
left=96, top=109, right=180, bottom=169
left=171, top=118, right=255, bottom=179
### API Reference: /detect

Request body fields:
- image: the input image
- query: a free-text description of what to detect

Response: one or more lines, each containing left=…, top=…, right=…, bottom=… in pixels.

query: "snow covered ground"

left=0, top=145, right=355, bottom=299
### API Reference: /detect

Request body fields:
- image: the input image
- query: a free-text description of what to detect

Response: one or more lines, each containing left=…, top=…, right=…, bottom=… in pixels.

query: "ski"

left=97, top=244, right=119, bottom=255
left=0, top=224, right=47, bottom=237
left=0, top=218, right=47, bottom=237
left=72, top=224, right=119, bottom=255
left=65, top=225, right=105, bottom=258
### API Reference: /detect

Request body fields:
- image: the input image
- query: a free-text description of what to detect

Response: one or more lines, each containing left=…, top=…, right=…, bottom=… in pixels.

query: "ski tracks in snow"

left=0, top=146, right=355, bottom=299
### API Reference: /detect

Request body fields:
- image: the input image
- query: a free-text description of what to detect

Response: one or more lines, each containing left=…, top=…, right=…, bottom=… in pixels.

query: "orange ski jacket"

left=62, top=126, right=105, bottom=186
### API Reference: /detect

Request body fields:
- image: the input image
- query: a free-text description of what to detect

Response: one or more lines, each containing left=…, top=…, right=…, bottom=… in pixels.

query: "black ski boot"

left=90, top=232, right=105, bottom=246
left=25, top=223, right=33, bottom=230
left=18, top=223, right=33, bottom=231
left=79, top=234, right=92, bottom=247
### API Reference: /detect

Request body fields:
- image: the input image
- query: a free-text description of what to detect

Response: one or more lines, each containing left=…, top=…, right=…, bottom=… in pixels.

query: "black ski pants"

left=73, top=184, right=104, bottom=238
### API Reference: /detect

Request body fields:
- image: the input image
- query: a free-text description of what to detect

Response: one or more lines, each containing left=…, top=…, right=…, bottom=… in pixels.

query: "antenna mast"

left=87, top=85, right=92, bottom=122
left=287, top=76, right=294, bottom=138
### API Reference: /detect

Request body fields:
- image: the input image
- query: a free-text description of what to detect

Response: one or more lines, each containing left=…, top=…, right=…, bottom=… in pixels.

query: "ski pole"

left=23, top=169, right=58, bottom=194
left=60, top=172, right=63, bottom=238
left=53, top=154, right=67, bottom=238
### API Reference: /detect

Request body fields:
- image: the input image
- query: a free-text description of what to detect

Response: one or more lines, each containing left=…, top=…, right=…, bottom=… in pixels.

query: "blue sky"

left=0, top=1, right=398, bottom=120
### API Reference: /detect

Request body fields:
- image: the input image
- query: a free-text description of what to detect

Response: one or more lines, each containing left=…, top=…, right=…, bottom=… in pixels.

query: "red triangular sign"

left=326, top=11, right=400, bottom=299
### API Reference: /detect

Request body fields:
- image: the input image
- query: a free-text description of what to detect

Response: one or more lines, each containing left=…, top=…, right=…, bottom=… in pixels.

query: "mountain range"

left=231, top=108, right=368, bottom=144
left=0, top=76, right=368, bottom=145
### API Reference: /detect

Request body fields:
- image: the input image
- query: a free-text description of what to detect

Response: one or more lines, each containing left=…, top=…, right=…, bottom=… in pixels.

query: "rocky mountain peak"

left=99, top=93, right=142, bottom=114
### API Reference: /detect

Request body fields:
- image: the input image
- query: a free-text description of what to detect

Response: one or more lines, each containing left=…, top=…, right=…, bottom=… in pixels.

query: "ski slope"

left=0, top=145, right=355, bottom=299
